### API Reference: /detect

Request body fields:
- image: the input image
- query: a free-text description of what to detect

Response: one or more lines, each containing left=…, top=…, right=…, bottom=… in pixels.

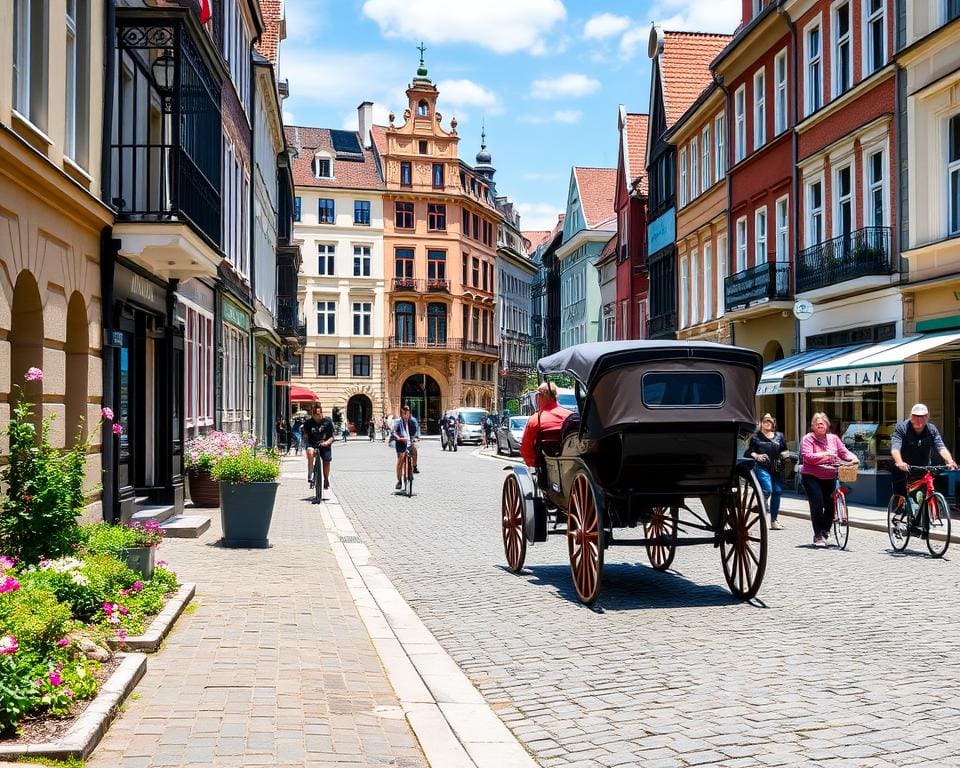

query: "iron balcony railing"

left=647, top=311, right=677, bottom=339
left=796, top=226, right=894, bottom=293
left=388, top=337, right=499, bottom=355
left=275, top=297, right=306, bottom=346
left=390, top=278, right=451, bottom=293
left=725, top=260, right=792, bottom=312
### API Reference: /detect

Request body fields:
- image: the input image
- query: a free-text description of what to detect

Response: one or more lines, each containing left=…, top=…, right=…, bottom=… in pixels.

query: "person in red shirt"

left=520, top=381, right=573, bottom=467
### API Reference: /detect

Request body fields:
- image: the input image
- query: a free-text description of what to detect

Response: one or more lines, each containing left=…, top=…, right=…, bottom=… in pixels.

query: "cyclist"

left=890, top=403, right=958, bottom=499
left=392, top=404, right=420, bottom=490
left=303, top=404, right=335, bottom=490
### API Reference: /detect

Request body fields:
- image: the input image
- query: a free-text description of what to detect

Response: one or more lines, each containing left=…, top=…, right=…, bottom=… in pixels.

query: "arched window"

left=395, top=302, right=415, bottom=345
left=417, top=100, right=429, bottom=117
left=427, top=303, right=447, bottom=346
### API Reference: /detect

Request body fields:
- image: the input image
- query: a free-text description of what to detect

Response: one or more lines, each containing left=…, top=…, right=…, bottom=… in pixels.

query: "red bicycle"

left=886, top=465, right=952, bottom=558
left=830, top=462, right=857, bottom=550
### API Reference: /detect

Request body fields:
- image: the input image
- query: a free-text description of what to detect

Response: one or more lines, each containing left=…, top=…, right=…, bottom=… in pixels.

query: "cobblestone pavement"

left=87, top=454, right=428, bottom=768
left=331, top=439, right=960, bottom=768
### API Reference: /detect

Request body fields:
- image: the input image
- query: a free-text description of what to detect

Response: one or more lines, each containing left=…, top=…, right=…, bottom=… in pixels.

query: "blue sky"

left=279, top=0, right=740, bottom=231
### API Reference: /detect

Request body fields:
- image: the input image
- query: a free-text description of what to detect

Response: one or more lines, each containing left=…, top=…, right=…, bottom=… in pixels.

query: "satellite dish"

left=648, top=26, right=664, bottom=59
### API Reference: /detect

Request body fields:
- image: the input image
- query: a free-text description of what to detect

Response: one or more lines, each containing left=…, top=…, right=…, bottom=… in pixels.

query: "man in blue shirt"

left=392, top=404, right=420, bottom=490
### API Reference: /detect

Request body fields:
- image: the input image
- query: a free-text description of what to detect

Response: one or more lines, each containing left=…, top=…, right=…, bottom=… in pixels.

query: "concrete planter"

left=120, top=545, right=156, bottom=579
left=219, top=481, right=279, bottom=548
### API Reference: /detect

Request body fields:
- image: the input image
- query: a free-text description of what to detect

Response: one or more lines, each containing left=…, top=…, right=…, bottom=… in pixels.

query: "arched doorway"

left=65, top=292, right=89, bottom=447
left=401, top=373, right=442, bottom=433
left=465, top=390, right=474, bottom=407
left=346, top=394, right=372, bottom=435
left=10, top=272, right=44, bottom=434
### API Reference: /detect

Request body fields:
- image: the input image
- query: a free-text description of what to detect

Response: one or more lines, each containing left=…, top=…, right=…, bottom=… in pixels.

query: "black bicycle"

left=311, top=449, right=325, bottom=504
left=399, top=442, right=414, bottom=497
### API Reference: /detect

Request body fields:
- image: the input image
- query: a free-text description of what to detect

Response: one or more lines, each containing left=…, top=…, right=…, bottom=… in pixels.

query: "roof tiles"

left=283, top=126, right=384, bottom=190
left=573, top=167, right=617, bottom=230
left=660, top=31, right=731, bottom=128
left=625, top=113, right=649, bottom=195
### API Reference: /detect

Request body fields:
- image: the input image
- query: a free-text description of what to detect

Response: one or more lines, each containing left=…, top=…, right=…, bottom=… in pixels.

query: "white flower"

left=70, top=572, right=89, bottom=586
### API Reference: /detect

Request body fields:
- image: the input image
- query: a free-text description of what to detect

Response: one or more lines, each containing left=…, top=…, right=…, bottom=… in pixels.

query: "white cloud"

left=283, top=0, right=327, bottom=42
left=515, top=202, right=564, bottom=231
left=280, top=51, right=404, bottom=106
left=530, top=74, right=601, bottom=100
left=436, top=79, right=503, bottom=115
left=517, top=109, right=583, bottom=125
left=361, top=0, right=566, bottom=54
left=583, top=13, right=631, bottom=40
left=617, top=0, right=740, bottom=60
left=283, top=110, right=296, bottom=124
left=618, top=26, right=650, bottom=61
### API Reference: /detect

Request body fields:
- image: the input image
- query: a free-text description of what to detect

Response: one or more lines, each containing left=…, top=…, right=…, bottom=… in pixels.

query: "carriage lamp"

left=152, top=49, right=176, bottom=96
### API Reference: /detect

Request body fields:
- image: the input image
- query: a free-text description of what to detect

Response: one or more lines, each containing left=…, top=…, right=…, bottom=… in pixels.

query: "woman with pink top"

left=800, top=412, right=858, bottom=547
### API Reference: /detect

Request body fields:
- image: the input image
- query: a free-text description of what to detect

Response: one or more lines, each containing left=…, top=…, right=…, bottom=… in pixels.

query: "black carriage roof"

left=537, top=340, right=764, bottom=388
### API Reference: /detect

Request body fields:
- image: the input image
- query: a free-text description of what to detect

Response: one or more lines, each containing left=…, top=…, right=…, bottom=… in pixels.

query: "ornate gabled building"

left=372, top=56, right=501, bottom=431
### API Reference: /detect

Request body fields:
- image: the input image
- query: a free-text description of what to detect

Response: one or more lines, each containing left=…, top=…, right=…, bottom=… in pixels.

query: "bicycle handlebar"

left=906, top=465, right=953, bottom=474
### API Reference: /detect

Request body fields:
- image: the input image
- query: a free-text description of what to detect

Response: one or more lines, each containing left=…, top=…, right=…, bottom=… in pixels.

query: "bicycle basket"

left=838, top=465, right=858, bottom=483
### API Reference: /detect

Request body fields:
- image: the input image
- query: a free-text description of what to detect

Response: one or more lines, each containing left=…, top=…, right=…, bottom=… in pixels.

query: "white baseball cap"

left=910, top=403, right=929, bottom=416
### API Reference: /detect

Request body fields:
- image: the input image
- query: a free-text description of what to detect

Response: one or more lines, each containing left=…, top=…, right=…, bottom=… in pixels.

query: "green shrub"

left=0, top=583, right=72, bottom=659
left=0, top=654, right=41, bottom=734
left=212, top=448, right=280, bottom=484
left=82, top=522, right=163, bottom=555
left=79, top=554, right=137, bottom=603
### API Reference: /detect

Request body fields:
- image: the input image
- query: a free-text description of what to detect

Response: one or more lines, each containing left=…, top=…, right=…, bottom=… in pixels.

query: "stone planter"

left=219, top=481, right=279, bottom=548
left=121, top=545, right=157, bottom=579
left=187, top=467, right=220, bottom=507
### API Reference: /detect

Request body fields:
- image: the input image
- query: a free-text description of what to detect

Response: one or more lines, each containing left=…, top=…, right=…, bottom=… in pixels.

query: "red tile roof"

left=283, top=126, right=384, bottom=190
left=660, top=31, right=731, bottom=127
left=596, top=234, right=618, bottom=264
left=573, top=167, right=617, bottom=230
left=625, top=113, right=649, bottom=195
left=523, top=230, right=552, bottom=252
left=255, top=0, right=282, bottom=66
left=370, top=125, right=388, bottom=157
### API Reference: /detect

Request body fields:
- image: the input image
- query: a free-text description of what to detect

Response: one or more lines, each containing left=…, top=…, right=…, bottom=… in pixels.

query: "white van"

left=519, top=388, right=578, bottom=417
left=450, top=407, right=488, bottom=445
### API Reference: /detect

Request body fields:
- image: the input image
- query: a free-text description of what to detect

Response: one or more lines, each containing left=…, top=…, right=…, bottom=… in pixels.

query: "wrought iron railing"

left=796, top=226, right=894, bottom=293
left=426, top=278, right=450, bottom=292
left=275, top=297, right=306, bottom=347
left=392, top=278, right=418, bottom=292
left=724, top=260, right=792, bottom=312
left=387, top=338, right=499, bottom=355
left=647, top=311, right=677, bottom=338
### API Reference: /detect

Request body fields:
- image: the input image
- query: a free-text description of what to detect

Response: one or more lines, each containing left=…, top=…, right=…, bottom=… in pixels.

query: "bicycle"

left=311, top=450, right=324, bottom=504
left=829, top=462, right=857, bottom=550
left=887, top=465, right=952, bottom=557
left=399, top=443, right=414, bottom=497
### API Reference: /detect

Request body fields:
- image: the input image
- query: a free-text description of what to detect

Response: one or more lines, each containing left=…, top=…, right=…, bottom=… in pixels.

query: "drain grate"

left=339, top=535, right=362, bottom=544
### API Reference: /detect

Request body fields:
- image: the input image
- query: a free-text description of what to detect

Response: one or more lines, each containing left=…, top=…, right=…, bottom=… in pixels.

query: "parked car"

left=495, top=415, right=529, bottom=457
left=519, top=387, right=579, bottom=416
left=450, top=407, right=488, bottom=445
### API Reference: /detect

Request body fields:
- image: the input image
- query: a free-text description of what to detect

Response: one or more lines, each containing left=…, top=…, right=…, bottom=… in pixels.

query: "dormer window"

left=313, top=152, right=333, bottom=179
left=417, top=100, right=429, bottom=117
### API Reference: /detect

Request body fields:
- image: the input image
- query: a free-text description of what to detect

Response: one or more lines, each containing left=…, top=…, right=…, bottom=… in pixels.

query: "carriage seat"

left=560, top=413, right=580, bottom=443
left=538, top=428, right=564, bottom=458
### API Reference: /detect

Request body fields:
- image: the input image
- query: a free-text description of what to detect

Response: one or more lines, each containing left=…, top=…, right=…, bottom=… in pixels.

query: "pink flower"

left=101, top=407, right=115, bottom=421
left=0, top=576, right=20, bottom=594
left=48, top=671, right=62, bottom=687
left=57, top=636, right=70, bottom=647
left=108, top=615, right=120, bottom=625
left=0, top=556, right=15, bottom=571
left=24, top=367, right=43, bottom=382
left=116, top=629, right=127, bottom=641
left=112, top=423, right=123, bottom=436
left=119, top=588, right=130, bottom=596
left=0, top=634, right=18, bottom=655
left=118, top=605, right=129, bottom=616
left=64, top=688, right=75, bottom=699
left=156, top=560, right=168, bottom=567
left=132, top=581, right=143, bottom=591
left=102, top=602, right=114, bottom=616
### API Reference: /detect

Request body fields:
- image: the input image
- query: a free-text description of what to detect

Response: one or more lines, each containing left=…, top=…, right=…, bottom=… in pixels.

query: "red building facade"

left=615, top=108, right=649, bottom=339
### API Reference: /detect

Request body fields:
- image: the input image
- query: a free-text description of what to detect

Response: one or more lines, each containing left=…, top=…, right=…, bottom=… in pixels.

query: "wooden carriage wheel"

left=566, top=472, right=604, bottom=605
left=719, top=470, right=768, bottom=600
left=501, top=474, right=526, bottom=573
left=644, top=505, right=678, bottom=571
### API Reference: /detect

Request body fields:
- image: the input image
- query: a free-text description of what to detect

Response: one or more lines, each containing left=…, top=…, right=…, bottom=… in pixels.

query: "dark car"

left=495, top=415, right=529, bottom=457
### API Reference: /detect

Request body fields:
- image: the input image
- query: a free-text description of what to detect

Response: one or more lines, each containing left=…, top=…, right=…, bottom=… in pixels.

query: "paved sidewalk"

left=86, top=457, right=429, bottom=768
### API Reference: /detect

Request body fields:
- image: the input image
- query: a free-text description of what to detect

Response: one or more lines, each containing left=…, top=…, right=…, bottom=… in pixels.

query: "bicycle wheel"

left=314, top=456, right=322, bottom=504
left=833, top=493, right=849, bottom=550
left=887, top=494, right=910, bottom=552
left=925, top=492, right=951, bottom=558
left=405, top=454, right=413, bottom=497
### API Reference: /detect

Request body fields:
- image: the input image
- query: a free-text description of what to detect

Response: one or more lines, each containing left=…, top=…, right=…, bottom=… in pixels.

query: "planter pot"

left=187, top=467, right=220, bottom=507
left=219, top=481, right=279, bottom=548
left=121, top=545, right=157, bottom=579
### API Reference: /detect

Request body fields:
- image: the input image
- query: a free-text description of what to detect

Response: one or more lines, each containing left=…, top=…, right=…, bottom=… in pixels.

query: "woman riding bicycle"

left=392, top=405, right=420, bottom=490
left=800, top=412, right=858, bottom=548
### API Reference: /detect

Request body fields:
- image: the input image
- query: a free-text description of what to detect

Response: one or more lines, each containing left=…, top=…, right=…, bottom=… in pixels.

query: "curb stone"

left=106, top=582, right=196, bottom=652
left=0, top=653, right=147, bottom=761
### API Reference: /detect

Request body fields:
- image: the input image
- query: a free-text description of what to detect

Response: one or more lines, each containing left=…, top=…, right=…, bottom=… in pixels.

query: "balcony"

left=276, top=297, right=306, bottom=348
left=426, top=278, right=450, bottom=293
left=647, top=311, right=677, bottom=339
left=725, top=261, right=792, bottom=313
left=387, top=338, right=499, bottom=356
left=796, top=227, right=894, bottom=294
left=111, top=17, right=222, bottom=271
left=390, top=278, right=451, bottom=293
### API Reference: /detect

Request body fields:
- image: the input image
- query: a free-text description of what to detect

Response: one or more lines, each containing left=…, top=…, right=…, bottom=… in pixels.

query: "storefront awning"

left=290, top=385, right=318, bottom=401
left=757, top=345, right=865, bottom=395
left=803, top=332, right=960, bottom=389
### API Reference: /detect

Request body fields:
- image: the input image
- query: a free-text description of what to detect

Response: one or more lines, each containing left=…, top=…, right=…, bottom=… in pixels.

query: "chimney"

left=358, top=101, right=373, bottom=149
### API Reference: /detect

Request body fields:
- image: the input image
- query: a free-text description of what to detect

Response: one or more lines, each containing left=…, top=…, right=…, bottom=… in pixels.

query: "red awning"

left=290, top=385, right=318, bottom=401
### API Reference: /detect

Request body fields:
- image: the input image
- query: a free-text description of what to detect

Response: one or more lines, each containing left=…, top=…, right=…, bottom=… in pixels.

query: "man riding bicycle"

left=890, top=403, right=957, bottom=497
left=392, top=404, right=420, bottom=490
left=303, top=404, right=335, bottom=490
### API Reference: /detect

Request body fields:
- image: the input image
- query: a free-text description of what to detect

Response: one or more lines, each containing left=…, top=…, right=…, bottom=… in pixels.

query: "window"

left=736, top=217, right=748, bottom=272
left=951, top=116, right=960, bottom=235
left=432, top=163, right=444, bottom=188
left=806, top=24, right=822, bottom=115
left=835, top=164, right=853, bottom=238
left=734, top=86, right=746, bottom=162
left=808, top=179, right=824, bottom=246
left=417, top=99, right=429, bottom=117
left=754, top=68, right=766, bottom=148
left=641, top=372, right=724, bottom=407
left=316, top=301, right=336, bottom=335
left=717, top=234, right=727, bottom=317
left=833, top=2, right=852, bottom=97
left=318, top=244, right=335, bottom=275
left=65, top=0, right=90, bottom=163
left=755, top=207, right=767, bottom=265
left=690, top=248, right=700, bottom=325
left=352, top=355, right=371, bottom=377
left=679, top=257, right=689, bottom=327
left=701, top=125, right=711, bottom=191
left=13, top=0, right=48, bottom=129
left=472, top=257, right=480, bottom=287
left=294, top=196, right=301, bottom=222
left=774, top=50, right=787, bottom=135
left=427, top=303, right=447, bottom=344
left=317, top=354, right=336, bottom=376
left=394, top=248, right=414, bottom=282
left=776, top=196, right=789, bottom=262
left=715, top=114, right=725, bottom=181
left=867, top=151, right=885, bottom=228
left=418, top=140, right=428, bottom=154
left=354, top=200, right=370, bottom=225
left=183, top=306, right=214, bottom=430
left=462, top=209, right=470, bottom=236
left=428, top=250, right=445, bottom=281
left=318, top=198, right=335, bottom=224
left=353, top=245, right=371, bottom=277
left=679, top=148, right=688, bottom=206
left=864, top=0, right=885, bottom=74
left=352, top=302, right=371, bottom=336
left=703, top=242, right=713, bottom=320
left=395, top=201, right=414, bottom=229
left=395, top=302, right=415, bottom=343
left=691, top=137, right=700, bottom=198
left=427, top=203, right=446, bottom=231
left=400, top=161, right=412, bottom=186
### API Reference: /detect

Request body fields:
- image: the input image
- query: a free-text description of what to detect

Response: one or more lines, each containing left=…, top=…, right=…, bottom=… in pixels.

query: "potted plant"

left=184, top=431, right=252, bottom=507
left=212, top=448, right=281, bottom=548
left=82, top=520, right=164, bottom=578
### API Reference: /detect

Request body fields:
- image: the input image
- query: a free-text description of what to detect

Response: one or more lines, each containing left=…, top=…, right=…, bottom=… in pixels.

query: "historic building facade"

left=614, top=108, right=649, bottom=340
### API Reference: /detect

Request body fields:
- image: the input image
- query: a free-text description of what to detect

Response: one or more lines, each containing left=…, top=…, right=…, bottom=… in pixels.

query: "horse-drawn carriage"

left=500, top=341, right=768, bottom=604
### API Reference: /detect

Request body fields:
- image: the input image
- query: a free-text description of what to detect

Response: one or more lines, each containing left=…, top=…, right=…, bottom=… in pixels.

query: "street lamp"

left=151, top=49, right=176, bottom=96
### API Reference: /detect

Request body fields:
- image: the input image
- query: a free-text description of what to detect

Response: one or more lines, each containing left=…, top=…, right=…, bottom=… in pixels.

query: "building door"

left=347, top=394, right=372, bottom=435
left=401, top=374, right=442, bottom=433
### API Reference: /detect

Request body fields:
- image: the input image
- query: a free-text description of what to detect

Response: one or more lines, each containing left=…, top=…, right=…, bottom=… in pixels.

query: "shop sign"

left=757, top=381, right=782, bottom=395
left=647, top=208, right=676, bottom=255
left=804, top=365, right=899, bottom=389
left=221, top=297, right=251, bottom=331
left=115, top=265, right=166, bottom=314
left=177, top=278, right=215, bottom=313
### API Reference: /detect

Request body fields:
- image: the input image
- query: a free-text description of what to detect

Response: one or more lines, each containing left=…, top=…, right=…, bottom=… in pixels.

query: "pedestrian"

left=799, top=412, right=858, bottom=547
left=303, top=405, right=335, bottom=490
left=275, top=419, right=289, bottom=455
left=341, top=424, right=350, bottom=443
left=482, top=413, right=494, bottom=450
left=746, top=413, right=789, bottom=530
left=292, top=418, right=303, bottom=455
left=368, top=420, right=376, bottom=441
left=890, top=403, right=958, bottom=498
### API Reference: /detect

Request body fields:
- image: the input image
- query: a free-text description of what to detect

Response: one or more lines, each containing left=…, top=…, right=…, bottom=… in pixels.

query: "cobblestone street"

left=331, top=438, right=960, bottom=768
